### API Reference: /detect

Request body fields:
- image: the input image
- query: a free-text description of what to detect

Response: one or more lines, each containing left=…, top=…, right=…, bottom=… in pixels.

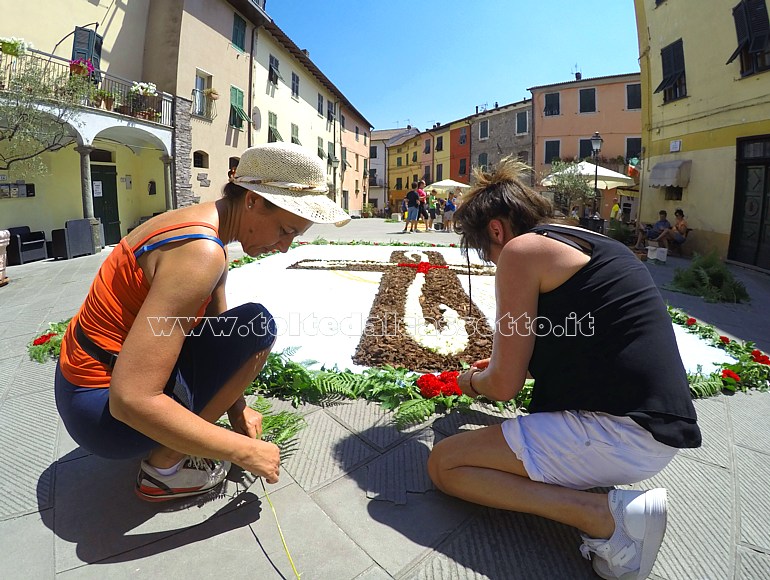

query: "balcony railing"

left=191, top=88, right=217, bottom=120
left=0, top=48, right=174, bottom=127
left=368, top=176, right=384, bottom=187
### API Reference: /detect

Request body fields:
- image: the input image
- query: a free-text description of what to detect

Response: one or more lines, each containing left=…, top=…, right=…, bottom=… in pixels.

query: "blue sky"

left=265, top=0, right=641, bottom=132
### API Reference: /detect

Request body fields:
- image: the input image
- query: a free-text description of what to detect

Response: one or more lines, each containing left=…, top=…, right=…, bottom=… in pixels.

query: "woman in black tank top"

left=426, top=157, right=700, bottom=580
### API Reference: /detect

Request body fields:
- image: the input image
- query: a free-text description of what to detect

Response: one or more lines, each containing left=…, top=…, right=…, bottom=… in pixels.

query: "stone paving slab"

left=312, top=471, right=476, bottom=577
left=0, top=511, right=55, bottom=579
left=0, top=390, right=60, bottom=519
left=282, top=409, right=378, bottom=493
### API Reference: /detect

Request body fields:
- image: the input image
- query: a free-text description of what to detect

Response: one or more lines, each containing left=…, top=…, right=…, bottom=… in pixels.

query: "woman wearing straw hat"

left=55, top=143, right=349, bottom=501
left=426, top=158, right=700, bottom=579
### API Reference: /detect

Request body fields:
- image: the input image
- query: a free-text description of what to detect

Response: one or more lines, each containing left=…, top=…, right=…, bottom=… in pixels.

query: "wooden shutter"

left=727, top=1, right=751, bottom=63
left=71, top=27, right=93, bottom=62
left=747, top=0, right=770, bottom=53
left=654, top=43, right=677, bottom=93
left=90, top=34, right=103, bottom=82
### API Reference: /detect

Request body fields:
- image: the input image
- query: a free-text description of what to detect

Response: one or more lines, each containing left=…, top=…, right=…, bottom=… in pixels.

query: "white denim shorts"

left=501, top=411, right=678, bottom=490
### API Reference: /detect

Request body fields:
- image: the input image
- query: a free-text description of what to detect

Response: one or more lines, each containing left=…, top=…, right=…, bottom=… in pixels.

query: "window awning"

left=231, top=105, right=252, bottom=125
left=649, top=160, right=692, bottom=187
left=268, top=127, right=283, bottom=142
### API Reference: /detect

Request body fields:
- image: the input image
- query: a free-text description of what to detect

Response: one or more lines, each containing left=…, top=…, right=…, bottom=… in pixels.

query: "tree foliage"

left=543, top=160, right=595, bottom=212
left=0, top=56, right=89, bottom=176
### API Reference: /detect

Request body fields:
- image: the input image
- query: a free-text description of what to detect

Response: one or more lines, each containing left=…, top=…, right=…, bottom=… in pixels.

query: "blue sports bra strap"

left=133, top=234, right=226, bottom=259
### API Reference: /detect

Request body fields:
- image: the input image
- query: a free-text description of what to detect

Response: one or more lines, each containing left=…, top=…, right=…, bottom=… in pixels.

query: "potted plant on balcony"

left=91, top=88, right=117, bottom=110
left=203, top=87, right=219, bottom=101
left=102, top=90, right=116, bottom=111
left=69, top=58, right=94, bottom=77
left=129, top=81, right=158, bottom=116
left=0, top=37, right=32, bottom=57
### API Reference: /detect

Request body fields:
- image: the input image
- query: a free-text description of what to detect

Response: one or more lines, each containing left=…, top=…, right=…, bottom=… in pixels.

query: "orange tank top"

left=59, top=222, right=224, bottom=388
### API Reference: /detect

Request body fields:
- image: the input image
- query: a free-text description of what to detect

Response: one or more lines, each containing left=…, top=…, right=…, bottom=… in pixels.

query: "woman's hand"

left=240, top=439, right=281, bottom=484
left=472, top=358, right=490, bottom=370
left=228, top=400, right=263, bottom=440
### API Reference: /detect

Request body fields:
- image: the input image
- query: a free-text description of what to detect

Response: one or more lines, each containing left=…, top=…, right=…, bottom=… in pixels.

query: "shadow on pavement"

left=332, top=410, right=597, bottom=579
left=37, top=451, right=263, bottom=566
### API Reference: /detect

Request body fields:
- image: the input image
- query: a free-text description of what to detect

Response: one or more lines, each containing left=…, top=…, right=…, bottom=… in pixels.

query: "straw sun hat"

left=233, top=142, right=350, bottom=226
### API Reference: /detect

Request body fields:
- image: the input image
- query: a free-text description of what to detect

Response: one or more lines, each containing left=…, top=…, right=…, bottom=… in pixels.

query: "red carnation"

left=417, top=374, right=443, bottom=398
left=752, top=351, right=770, bottom=365
left=751, top=349, right=762, bottom=357
left=32, top=333, right=56, bottom=346
left=438, top=370, right=462, bottom=396
left=719, top=336, right=730, bottom=344
left=721, top=369, right=741, bottom=382
left=686, top=318, right=697, bottom=326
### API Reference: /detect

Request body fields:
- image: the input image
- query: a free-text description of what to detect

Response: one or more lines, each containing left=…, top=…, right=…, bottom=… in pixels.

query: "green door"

left=90, top=164, right=120, bottom=245
left=730, top=137, right=770, bottom=269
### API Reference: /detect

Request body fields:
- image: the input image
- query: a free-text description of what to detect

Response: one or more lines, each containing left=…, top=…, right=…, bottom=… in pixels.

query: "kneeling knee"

left=427, top=442, right=452, bottom=491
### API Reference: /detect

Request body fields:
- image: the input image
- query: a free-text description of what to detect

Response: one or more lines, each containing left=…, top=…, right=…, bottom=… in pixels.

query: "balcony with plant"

left=0, top=44, right=174, bottom=127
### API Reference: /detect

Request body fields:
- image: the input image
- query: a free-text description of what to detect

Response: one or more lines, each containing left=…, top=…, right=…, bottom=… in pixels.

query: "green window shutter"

left=71, top=27, right=103, bottom=82
left=230, top=87, right=248, bottom=128
left=232, top=14, right=246, bottom=51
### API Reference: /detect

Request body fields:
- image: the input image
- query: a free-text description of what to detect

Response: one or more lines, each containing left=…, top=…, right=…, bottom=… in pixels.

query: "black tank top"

left=526, top=224, right=701, bottom=449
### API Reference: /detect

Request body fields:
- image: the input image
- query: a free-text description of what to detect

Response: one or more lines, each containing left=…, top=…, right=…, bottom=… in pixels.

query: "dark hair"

left=675, top=208, right=684, bottom=217
left=222, top=183, right=276, bottom=210
left=454, top=156, right=552, bottom=261
left=411, top=182, right=418, bottom=189
left=659, top=210, right=667, bottom=216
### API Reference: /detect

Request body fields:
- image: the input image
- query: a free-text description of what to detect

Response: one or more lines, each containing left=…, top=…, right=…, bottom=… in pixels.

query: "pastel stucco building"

left=0, top=0, right=368, bottom=247
left=529, top=73, right=642, bottom=219
left=634, top=0, right=770, bottom=265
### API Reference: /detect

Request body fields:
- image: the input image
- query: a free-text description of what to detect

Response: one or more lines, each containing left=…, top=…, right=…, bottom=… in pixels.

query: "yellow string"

left=260, top=478, right=301, bottom=579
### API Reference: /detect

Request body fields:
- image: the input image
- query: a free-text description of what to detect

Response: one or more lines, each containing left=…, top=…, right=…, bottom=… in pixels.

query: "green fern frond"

left=394, top=398, right=436, bottom=427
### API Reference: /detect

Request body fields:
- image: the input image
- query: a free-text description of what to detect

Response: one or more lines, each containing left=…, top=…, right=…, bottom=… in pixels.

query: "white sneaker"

left=579, top=488, right=668, bottom=580
left=135, top=456, right=230, bottom=502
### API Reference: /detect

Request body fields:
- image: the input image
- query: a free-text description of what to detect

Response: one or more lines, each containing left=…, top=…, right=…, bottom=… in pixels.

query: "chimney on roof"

left=575, top=72, right=582, bottom=81
left=302, top=49, right=310, bottom=57
left=407, top=124, right=411, bottom=129
left=495, top=101, right=498, bottom=108
left=475, top=106, right=479, bottom=114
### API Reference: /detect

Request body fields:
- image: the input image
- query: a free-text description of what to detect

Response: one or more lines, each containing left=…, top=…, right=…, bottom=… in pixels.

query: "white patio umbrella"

left=429, top=178, right=471, bottom=191
left=540, top=161, right=635, bottom=190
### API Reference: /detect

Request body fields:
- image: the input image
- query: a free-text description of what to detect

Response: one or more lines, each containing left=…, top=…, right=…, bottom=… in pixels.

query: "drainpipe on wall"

left=247, top=25, right=257, bottom=148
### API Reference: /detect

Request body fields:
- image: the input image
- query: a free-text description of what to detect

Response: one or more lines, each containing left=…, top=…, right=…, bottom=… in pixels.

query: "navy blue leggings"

left=55, top=303, right=276, bottom=459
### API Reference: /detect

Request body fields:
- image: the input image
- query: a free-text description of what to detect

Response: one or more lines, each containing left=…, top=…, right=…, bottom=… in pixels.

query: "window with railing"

left=291, top=123, right=301, bottom=145
left=192, top=72, right=216, bottom=119
left=291, top=72, right=299, bottom=98
left=459, top=126, right=467, bottom=145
